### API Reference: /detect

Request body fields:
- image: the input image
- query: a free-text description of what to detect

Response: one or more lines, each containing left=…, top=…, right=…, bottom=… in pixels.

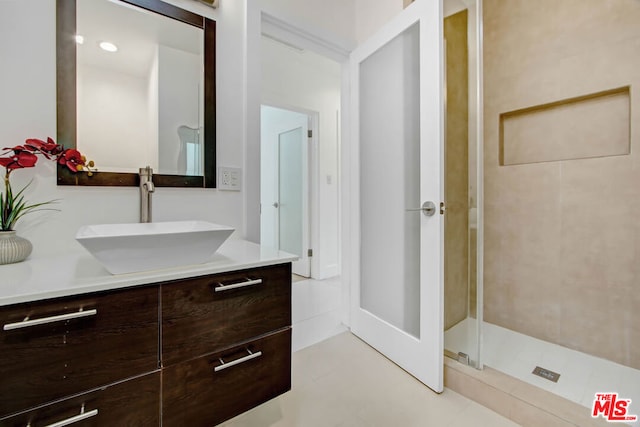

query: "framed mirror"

left=56, top=0, right=216, bottom=187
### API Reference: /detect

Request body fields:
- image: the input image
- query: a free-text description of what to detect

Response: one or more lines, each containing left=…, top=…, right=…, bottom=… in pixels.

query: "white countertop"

left=0, top=239, right=297, bottom=307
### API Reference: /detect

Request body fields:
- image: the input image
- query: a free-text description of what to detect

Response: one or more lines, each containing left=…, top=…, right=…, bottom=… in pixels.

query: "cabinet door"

left=0, top=371, right=160, bottom=427
left=163, top=328, right=291, bottom=427
left=162, top=263, right=291, bottom=365
left=0, top=286, right=159, bottom=417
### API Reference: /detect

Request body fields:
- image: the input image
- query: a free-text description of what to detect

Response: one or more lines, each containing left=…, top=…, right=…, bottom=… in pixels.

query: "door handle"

left=32, top=404, right=98, bottom=427
left=214, top=278, right=262, bottom=292
left=214, top=349, right=263, bottom=372
left=4, top=308, right=97, bottom=331
left=406, top=201, right=436, bottom=217
left=272, top=202, right=279, bottom=208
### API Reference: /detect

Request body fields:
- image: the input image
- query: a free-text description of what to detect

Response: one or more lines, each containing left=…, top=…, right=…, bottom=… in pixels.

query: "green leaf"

left=1, top=178, right=60, bottom=231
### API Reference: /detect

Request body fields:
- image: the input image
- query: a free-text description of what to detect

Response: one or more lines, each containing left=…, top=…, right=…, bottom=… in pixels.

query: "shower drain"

left=532, top=366, right=561, bottom=383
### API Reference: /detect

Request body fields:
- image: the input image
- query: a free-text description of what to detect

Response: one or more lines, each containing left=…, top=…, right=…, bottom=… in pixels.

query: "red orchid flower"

left=1, top=137, right=96, bottom=231
left=24, top=138, right=63, bottom=158
left=0, top=150, right=38, bottom=170
left=58, top=148, right=86, bottom=173
left=1, top=138, right=95, bottom=178
left=3, top=145, right=26, bottom=153
left=0, top=158, right=12, bottom=169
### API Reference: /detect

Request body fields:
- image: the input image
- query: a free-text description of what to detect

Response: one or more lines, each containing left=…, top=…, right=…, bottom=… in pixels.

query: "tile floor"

left=221, top=332, right=519, bottom=427
left=446, top=318, right=640, bottom=427
left=220, top=276, right=518, bottom=427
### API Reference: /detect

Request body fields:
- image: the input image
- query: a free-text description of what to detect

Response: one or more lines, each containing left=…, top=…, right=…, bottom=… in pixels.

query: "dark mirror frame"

left=56, top=0, right=216, bottom=187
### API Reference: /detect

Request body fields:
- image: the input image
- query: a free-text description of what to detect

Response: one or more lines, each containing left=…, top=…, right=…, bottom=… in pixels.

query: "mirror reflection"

left=76, top=0, right=204, bottom=176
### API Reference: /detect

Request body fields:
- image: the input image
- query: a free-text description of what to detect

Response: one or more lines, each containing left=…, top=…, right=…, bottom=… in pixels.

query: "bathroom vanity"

left=0, top=240, right=295, bottom=426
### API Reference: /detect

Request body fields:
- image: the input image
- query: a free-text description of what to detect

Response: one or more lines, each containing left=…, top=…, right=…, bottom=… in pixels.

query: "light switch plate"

left=218, top=167, right=241, bottom=191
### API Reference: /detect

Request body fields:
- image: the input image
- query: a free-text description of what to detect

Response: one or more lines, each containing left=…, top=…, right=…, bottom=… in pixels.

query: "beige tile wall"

left=500, top=87, right=630, bottom=165
left=444, top=10, right=470, bottom=330
left=483, top=0, right=640, bottom=369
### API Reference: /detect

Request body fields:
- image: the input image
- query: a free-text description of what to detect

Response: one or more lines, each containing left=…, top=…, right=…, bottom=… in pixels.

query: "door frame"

left=247, top=6, right=349, bottom=282
left=260, top=103, right=317, bottom=277
left=246, top=1, right=446, bottom=390
left=245, top=7, right=350, bottom=245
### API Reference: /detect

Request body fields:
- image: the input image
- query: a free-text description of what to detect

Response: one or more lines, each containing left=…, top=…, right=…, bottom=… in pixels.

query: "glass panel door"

left=442, top=0, right=483, bottom=369
left=359, top=23, right=421, bottom=339
left=349, top=0, right=444, bottom=392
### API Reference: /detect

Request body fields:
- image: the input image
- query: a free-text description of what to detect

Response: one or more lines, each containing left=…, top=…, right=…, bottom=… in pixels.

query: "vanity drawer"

left=161, top=263, right=291, bottom=365
left=0, top=286, right=159, bottom=417
left=162, top=328, right=291, bottom=427
left=0, top=371, right=160, bottom=427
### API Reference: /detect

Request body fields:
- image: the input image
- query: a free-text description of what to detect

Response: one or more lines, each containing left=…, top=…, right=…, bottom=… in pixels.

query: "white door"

left=277, top=125, right=311, bottom=277
left=349, top=0, right=444, bottom=392
left=260, top=105, right=312, bottom=277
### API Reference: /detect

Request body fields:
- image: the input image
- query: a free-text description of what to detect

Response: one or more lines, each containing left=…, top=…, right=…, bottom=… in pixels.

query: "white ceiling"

left=76, top=0, right=203, bottom=78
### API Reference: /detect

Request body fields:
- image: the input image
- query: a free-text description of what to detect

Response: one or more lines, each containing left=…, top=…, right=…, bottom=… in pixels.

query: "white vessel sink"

left=75, top=221, right=234, bottom=274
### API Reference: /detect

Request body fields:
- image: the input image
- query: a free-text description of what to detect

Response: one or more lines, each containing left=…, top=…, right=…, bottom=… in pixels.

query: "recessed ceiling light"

left=75, top=35, right=84, bottom=44
left=99, top=41, right=118, bottom=52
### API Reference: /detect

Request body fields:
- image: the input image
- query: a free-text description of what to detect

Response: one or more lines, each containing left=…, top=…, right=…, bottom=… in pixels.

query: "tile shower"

left=444, top=0, right=640, bottom=424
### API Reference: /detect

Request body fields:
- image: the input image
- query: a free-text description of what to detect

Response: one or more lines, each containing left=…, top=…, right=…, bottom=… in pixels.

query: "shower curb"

left=444, top=358, right=619, bottom=427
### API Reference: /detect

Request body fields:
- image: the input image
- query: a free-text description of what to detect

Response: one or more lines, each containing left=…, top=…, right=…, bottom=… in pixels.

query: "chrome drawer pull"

left=214, top=278, right=262, bottom=292
left=214, top=348, right=263, bottom=372
left=4, top=308, right=97, bottom=331
left=30, top=404, right=98, bottom=427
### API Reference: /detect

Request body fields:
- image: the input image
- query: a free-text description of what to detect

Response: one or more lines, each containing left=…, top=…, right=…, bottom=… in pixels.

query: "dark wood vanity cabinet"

left=0, top=372, right=161, bottom=427
left=0, top=262, right=292, bottom=426
left=162, top=263, right=292, bottom=364
left=162, top=263, right=292, bottom=426
left=163, top=329, right=291, bottom=426
left=0, top=286, right=159, bottom=418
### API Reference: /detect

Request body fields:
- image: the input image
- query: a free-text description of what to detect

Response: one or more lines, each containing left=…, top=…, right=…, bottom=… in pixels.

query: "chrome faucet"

left=139, top=166, right=155, bottom=223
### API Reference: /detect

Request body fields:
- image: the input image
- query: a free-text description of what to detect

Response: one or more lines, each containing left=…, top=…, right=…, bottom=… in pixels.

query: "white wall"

left=244, top=0, right=404, bottom=292
left=77, top=44, right=203, bottom=175
left=78, top=64, right=153, bottom=173
left=260, top=0, right=356, bottom=48
left=259, top=0, right=405, bottom=45
left=157, top=45, right=201, bottom=175
left=0, top=0, right=245, bottom=258
left=245, top=0, right=357, bottom=244
left=147, top=48, right=160, bottom=171
left=0, top=0, right=404, bottom=261
left=261, top=38, right=342, bottom=279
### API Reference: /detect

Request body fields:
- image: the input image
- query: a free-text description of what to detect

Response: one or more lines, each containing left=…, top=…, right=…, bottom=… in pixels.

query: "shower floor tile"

left=446, top=318, right=640, bottom=426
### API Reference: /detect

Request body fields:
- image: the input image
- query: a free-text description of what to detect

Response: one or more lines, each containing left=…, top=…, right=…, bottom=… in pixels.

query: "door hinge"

left=307, top=249, right=313, bottom=257
left=440, top=202, right=446, bottom=215
left=308, top=129, right=313, bottom=138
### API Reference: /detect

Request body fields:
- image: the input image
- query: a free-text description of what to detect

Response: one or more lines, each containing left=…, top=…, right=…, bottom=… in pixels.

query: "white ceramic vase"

left=0, top=231, right=33, bottom=265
